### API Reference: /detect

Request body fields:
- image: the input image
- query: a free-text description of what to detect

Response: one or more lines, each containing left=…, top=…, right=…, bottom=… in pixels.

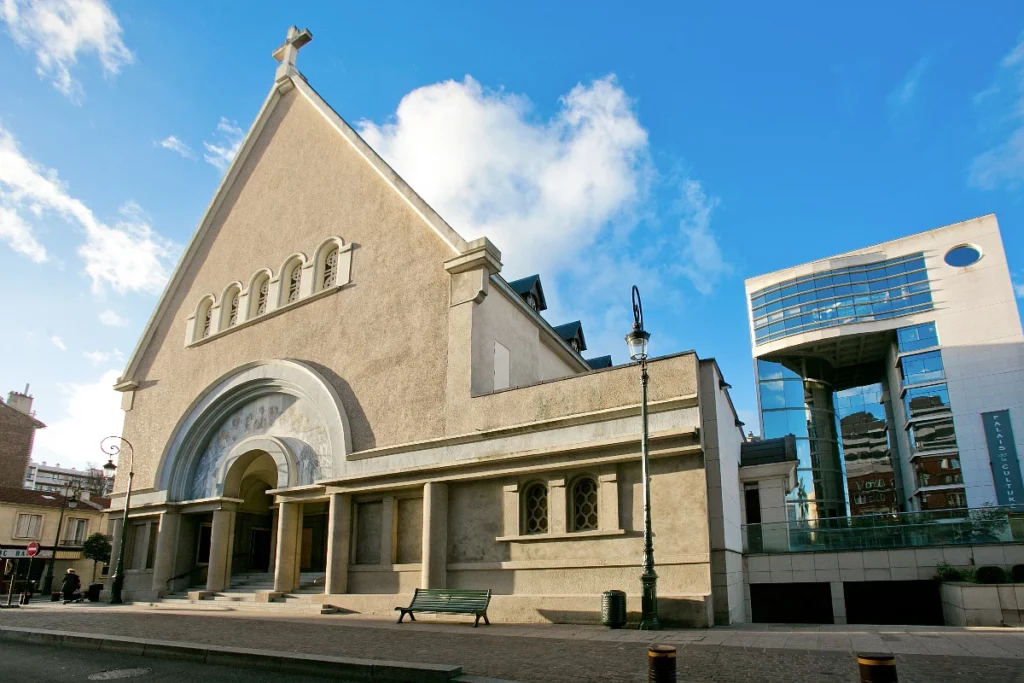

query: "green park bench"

left=395, top=588, right=492, bottom=627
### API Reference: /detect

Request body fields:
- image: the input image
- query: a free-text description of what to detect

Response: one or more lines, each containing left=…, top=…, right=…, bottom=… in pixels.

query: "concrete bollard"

left=857, top=653, right=897, bottom=682
left=648, top=645, right=676, bottom=683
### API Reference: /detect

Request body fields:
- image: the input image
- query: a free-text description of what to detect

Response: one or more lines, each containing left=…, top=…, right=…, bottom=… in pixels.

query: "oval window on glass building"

left=944, top=245, right=982, bottom=267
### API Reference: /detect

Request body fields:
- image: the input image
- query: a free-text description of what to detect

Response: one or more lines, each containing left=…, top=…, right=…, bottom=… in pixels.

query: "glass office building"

left=749, top=253, right=932, bottom=345
left=748, top=252, right=969, bottom=520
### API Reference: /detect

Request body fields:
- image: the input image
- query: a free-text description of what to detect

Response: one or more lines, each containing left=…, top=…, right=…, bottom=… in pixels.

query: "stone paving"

left=4, top=604, right=1024, bottom=681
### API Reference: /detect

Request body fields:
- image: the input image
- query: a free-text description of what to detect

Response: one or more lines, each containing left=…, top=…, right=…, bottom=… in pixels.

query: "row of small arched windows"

left=522, top=477, right=599, bottom=535
left=190, top=237, right=346, bottom=343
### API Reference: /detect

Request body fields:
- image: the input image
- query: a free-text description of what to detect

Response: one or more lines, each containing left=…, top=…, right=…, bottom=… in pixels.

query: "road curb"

left=0, top=626, right=463, bottom=681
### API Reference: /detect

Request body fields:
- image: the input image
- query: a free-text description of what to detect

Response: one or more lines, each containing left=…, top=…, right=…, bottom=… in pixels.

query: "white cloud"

left=78, top=201, right=178, bottom=294
left=34, top=369, right=123, bottom=471
left=157, top=135, right=194, bottom=159
left=0, top=124, right=178, bottom=294
left=98, top=309, right=128, bottom=326
left=359, top=75, right=649, bottom=279
left=50, top=335, right=66, bottom=351
left=888, top=57, right=929, bottom=111
left=357, top=74, right=730, bottom=359
left=83, top=348, right=123, bottom=365
left=970, top=34, right=1024, bottom=190
left=0, top=0, right=132, bottom=102
left=1013, top=276, right=1024, bottom=298
left=0, top=204, right=47, bottom=261
left=203, top=117, right=244, bottom=171
left=674, top=179, right=730, bottom=294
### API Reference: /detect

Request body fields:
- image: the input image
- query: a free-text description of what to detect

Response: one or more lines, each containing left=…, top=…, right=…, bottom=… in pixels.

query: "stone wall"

left=0, top=403, right=39, bottom=489
left=941, top=582, right=1024, bottom=626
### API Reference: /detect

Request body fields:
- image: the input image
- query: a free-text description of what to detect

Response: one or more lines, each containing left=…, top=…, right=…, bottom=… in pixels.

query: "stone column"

left=150, top=511, right=181, bottom=595
left=268, top=508, right=278, bottom=573
left=421, top=482, right=448, bottom=589
left=274, top=501, right=302, bottom=593
left=380, top=496, right=395, bottom=566
left=548, top=477, right=567, bottom=533
left=325, top=493, right=352, bottom=595
left=830, top=581, right=847, bottom=625
left=206, top=509, right=234, bottom=592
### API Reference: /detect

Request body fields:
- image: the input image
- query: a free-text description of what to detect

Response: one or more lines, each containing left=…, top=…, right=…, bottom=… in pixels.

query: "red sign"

left=25, top=542, right=39, bottom=557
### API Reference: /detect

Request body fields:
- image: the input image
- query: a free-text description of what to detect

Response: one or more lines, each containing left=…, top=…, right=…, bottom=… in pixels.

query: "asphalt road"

left=2, top=642, right=333, bottom=682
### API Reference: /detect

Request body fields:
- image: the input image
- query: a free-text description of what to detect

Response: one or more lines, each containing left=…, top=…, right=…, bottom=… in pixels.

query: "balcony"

left=743, top=506, right=1024, bottom=554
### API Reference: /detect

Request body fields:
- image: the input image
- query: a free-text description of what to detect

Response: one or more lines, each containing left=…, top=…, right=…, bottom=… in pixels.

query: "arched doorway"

left=150, top=361, right=351, bottom=595
left=225, top=450, right=278, bottom=574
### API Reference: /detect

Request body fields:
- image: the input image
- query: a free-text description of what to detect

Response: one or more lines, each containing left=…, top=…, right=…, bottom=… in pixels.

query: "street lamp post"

left=625, top=285, right=659, bottom=630
left=42, top=481, right=79, bottom=594
left=102, top=436, right=135, bottom=604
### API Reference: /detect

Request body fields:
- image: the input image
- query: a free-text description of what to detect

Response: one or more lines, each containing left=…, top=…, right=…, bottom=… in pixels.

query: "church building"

left=107, top=28, right=748, bottom=627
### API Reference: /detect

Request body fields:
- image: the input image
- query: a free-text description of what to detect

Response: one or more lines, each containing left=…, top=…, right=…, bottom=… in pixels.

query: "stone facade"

left=105, top=40, right=746, bottom=626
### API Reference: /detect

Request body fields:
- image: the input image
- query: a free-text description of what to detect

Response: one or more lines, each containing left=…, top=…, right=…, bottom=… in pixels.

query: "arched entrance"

left=149, top=361, right=351, bottom=596
left=225, top=449, right=278, bottom=575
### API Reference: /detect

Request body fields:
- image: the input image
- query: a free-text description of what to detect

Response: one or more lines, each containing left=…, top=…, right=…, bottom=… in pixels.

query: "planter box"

left=940, top=582, right=1024, bottom=626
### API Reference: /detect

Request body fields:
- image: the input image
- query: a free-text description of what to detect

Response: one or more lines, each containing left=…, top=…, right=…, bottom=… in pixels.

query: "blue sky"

left=2, top=1, right=1023, bottom=471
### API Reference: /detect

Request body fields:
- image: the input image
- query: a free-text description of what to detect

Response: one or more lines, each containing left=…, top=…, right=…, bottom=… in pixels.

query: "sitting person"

left=60, top=568, right=81, bottom=603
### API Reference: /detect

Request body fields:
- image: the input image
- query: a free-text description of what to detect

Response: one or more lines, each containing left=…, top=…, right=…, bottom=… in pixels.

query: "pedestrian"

left=60, top=568, right=81, bottom=604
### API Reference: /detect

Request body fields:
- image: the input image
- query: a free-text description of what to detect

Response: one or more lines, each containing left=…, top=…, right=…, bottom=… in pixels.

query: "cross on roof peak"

left=272, top=25, right=313, bottom=75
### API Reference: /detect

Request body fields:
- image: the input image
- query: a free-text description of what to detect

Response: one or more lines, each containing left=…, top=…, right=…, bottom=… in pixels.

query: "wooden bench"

left=395, top=588, right=492, bottom=627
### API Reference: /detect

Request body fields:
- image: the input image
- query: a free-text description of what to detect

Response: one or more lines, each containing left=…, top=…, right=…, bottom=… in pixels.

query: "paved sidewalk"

left=4, top=604, right=1024, bottom=682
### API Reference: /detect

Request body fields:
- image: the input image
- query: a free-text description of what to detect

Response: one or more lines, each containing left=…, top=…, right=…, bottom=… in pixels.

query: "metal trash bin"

left=86, top=583, right=103, bottom=602
left=601, top=589, right=627, bottom=629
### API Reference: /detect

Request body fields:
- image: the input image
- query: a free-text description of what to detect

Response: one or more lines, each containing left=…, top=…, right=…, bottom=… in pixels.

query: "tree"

left=81, top=533, right=111, bottom=583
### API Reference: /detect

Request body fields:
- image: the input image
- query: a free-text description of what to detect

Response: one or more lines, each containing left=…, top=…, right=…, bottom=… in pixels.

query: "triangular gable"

left=117, top=70, right=472, bottom=386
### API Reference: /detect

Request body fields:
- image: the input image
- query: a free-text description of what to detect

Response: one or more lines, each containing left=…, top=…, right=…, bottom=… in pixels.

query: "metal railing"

left=742, top=506, right=1024, bottom=554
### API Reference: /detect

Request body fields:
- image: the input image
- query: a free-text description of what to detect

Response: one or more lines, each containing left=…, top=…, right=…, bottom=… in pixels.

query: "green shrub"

left=975, top=566, right=1008, bottom=584
left=934, top=562, right=973, bottom=582
left=1012, top=565, right=1024, bottom=583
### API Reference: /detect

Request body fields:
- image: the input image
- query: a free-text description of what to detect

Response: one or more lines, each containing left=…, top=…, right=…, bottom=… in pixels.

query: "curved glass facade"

left=758, top=358, right=846, bottom=520
left=750, top=253, right=933, bottom=344
left=758, top=357, right=902, bottom=521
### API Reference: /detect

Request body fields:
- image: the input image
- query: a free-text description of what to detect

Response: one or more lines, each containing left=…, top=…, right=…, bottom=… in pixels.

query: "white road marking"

left=87, top=668, right=151, bottom=680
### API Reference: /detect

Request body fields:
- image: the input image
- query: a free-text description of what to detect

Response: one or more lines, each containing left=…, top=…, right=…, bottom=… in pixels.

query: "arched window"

left=221, top=283, right=241, bottom=330
left=287, top=264, right=302, bottom=303
left=257, top=279, right=269, bottom=313
left=192, top=296, right=215, bottom=343
left=249, top=272, right=270, bottom=319
left=313, top=237, right=346, bottom=293
left=523, top=483, right=548, bottom=535
left=322, top=247, right=338, bottom=289
left=228, top=291, right=240, bottom=326
left=277, top=256, right=305, bottom=306
left=571, top=477, right=598, bottom=531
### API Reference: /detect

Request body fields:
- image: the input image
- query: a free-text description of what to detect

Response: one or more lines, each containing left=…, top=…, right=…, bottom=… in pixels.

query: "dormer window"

left=509, top=275, right=548, bottom=313
left=553, top=321, right=587, bottom=355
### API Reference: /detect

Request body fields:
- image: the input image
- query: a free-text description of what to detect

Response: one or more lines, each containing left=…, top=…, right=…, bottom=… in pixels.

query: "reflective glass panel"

left=910, top=415, right=958, bottom=452
left=762, top=410, right=795, bottom=438
left=904, top=383, right=951, bottom=419
left=914, top=455, right=963, bottom=489
left=901, top=350, right=945, bottom=386
left=897, top=322, right=938, bottom=353
left=749, top=252, right=931, bottom=344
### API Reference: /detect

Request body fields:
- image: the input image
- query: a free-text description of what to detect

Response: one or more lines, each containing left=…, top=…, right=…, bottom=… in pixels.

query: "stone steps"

left=150, top=571, right=331, bottom=614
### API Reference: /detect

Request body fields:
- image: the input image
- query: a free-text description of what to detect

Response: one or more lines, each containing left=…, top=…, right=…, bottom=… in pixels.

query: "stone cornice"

left=347, top=394, right=698, bottom=462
